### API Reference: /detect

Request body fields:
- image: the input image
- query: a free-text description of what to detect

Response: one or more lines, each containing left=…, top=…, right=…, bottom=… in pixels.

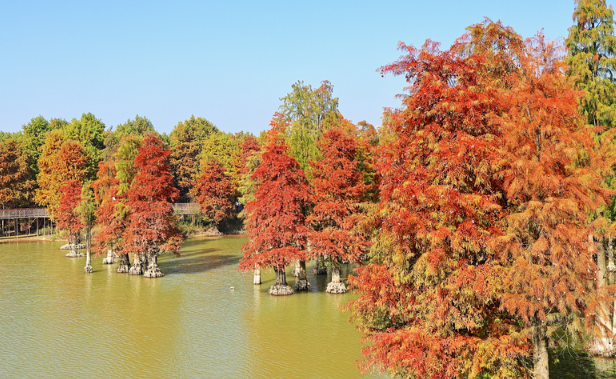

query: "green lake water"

left=1, top=236, right=616, bottom=378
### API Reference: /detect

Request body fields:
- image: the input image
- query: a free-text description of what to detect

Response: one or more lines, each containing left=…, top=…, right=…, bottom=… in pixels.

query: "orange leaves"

left=56, top=180, right=84, bottom=242
left=238, top=138, right=311, bottom=271
left=194, top=159, right=234, bottom=225
left=124, top=134, right=182, bottom=257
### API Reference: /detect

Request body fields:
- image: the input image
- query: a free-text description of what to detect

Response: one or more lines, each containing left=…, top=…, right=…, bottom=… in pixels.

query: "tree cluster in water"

left=2, top=1, right=616, bottom=378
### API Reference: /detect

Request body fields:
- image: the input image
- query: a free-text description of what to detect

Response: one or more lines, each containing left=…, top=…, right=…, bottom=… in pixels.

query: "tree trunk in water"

left=102, top=250, right=115, bottom=264
left=269, top=266, right=293, bottom=296
left=292, top=259, right=301, bottom=277
left=144, top=252, right=164, bottom=278
left=532, top=325, right=549, bottom=379
left=253, top=265, right=261, bottom=285
left=128, top=253, right=143, bottom=275
left=117, top=253, right=130, bottom=273
left=65, top=232, right=84, bottom=257
left=326, top=265, right=347, bottom=294
left=295, top=260, right=310, bottom=291
left=313, top=255, right=327, bottom=275
left=590, top=238, right=614, bottom=356
left=84, top=226, right=93, bottom=273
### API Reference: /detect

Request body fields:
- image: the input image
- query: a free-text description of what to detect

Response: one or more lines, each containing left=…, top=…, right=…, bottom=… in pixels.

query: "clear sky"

left=0, top=1, right=612, bottom=136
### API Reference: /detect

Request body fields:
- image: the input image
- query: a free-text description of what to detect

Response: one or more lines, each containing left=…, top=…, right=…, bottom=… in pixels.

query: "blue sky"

left=0, top=1, right=612, bottom=135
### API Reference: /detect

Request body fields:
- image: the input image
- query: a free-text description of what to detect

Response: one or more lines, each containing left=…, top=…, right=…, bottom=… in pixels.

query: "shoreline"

left=0, top=231, right=246, bottom=244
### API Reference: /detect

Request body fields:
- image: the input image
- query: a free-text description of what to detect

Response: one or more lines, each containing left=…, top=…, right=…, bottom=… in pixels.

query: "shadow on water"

left=550, top=350, right=598, bottom=379
left=550, top=349, right=616, bottom=379
left=160, top=254, right=240, bottom=275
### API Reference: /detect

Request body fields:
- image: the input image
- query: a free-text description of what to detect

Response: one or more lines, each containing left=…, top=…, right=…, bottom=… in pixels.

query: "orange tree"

left=36, top=133, right=88, bottom=218
left=348, top=23, right=525, bottom=378
left=347, top=21, right=614, bottom=379
left=193, top=159, right=234, bottom=230
left=491, top=34, right=614, bottom=378
left=238, top=127, right=311, bottom=295
left=57, top=180, right=84, bottom=256
left=92, top=161, right=124, bottom=259
left=307, top=125, right=370, bottom=293
left=124, top=133, right=182, bottom=278
left=0, top=139, right=36, bottom=209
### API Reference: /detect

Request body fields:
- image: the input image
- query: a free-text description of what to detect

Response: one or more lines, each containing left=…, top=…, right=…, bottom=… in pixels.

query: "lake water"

left=1, top=236, right=616, bottom=378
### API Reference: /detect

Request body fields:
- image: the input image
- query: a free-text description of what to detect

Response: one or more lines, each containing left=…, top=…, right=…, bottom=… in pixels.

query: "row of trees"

left=2, top=1, right=615, bottom=377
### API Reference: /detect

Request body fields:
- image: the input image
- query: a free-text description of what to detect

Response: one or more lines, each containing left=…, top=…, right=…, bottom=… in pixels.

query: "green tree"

left=104, top=115, right=155, bottom=158
left=63, top=113, right=106, bottom=178
left=169, top=115, right=219, bottom=201
left=21, top=116, right=50, bottom=174
left=566, top=0, right=616, bottom=128
left=278, top=80, right=340, bottom=175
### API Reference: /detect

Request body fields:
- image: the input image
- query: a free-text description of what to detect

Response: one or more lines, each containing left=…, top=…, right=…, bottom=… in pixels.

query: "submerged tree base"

left=269, top=284, right=294, bottom=296
left=326, top=282, right=347, bottom=294
left=128, top=265, right=143, bottom=275
left=84, top=264, right=93, bottom=273
left=295, top=280, right=310, bottom=292
left=117, top=264, right=130, bottom=273
left=144, top=268, right=164, bottom=278
left=102, top=250, right=115, bottom=264
left=65, top=250, right=84, bottom=258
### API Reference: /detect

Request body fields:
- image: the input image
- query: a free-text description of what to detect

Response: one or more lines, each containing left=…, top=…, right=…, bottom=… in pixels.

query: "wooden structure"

left=0, top=204, right=200, bottom=238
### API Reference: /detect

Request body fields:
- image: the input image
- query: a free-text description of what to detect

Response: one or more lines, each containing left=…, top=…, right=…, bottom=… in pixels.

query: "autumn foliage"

left=57, top=180, right=84, bottom=245
left=92, top=161, right=124, bottom=257
left=194, top=159, right=234, bottom=226
left=238, top=132, right=311, bottom=276
left=307, top=126, right=370, bottom=263
left=124, top=133, right=183, bottom=258
left=347, top=21, right=614, bottom=379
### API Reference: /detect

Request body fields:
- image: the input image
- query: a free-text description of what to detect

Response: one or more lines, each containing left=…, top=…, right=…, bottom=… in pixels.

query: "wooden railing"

left=0, top=203, right=200, bottom=220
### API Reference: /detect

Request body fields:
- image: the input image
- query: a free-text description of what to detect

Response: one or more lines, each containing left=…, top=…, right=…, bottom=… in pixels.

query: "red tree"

left=57, top=180, right=84, bottom=257
left=308, top=126, right=370, bottom=293
left=124, top=133, right=183, bottom=278
left=194, top=159, right=234, bottom=230
left=92, top=161, right=129, bottom=268
left=238, top=131, right=311, bottom=295
left=347, top=21, right=615, bottom=379
left=347, top=23, right=523, bottom=379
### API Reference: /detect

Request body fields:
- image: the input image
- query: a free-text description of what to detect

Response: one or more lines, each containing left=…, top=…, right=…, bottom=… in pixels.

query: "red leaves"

left=348, top=20, right=612, bottom=378
left=57, top=180, right=84, bottom=243
left=238, top=139, right=311, bottom=271
left=307, top=126, right=370, bottom=263
left=124, top=134, right=182, bottom=257
left=194, top=159, right=234, bottom=225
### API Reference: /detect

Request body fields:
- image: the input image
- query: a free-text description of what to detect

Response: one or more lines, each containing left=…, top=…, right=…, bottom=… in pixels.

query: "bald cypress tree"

left=566, top=0, right=616, bottom=127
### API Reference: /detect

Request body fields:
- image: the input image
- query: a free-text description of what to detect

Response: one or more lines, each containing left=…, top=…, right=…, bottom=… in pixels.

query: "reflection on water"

left=1, top=237, right=616, bottom=378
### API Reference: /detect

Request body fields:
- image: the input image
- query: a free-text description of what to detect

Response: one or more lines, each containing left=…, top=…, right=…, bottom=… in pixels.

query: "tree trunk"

left=608, top=238, right=616, bottom=336
left=84, top=225, right=93, bottom=273
left=326, top=264, right=347, bottom=294
left=129, top=253, right=144, bottom=275
left=295, top=260, right=310, bottom=291
left=292, top=259, right=301, bottom=277
left=532, top=324, right=549, bottom=379
left=65, top=232, right=84, bottom=257
left=144, top=252, right=164, bottom=278
left=253, top=265, right=261, bottom=285
left=269, top=266, right=293, bottom=296
left=102, top=250, right=115, bottom=264
left=590, top=238, right=614, bottom=356
left=117, top=253, right=130, bottom=273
